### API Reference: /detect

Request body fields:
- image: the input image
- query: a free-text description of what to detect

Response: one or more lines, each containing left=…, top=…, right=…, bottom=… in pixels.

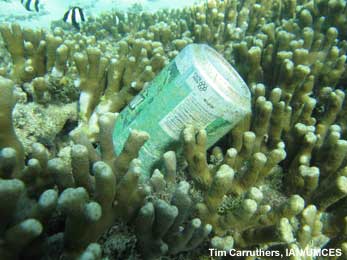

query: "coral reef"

left=1, top=0, right=347, bottom=259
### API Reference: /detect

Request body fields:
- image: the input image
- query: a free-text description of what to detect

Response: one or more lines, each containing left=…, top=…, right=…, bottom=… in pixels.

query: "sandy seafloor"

left=0, top=0, right=204, bottom=29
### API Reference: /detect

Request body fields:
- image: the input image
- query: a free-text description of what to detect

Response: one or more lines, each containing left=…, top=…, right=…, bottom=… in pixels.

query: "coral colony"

left=0, top=0, right=347, bottom=259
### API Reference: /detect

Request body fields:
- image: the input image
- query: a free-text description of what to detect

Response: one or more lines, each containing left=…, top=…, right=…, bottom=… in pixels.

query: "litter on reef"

left=113, top=43, right=251, bottom=175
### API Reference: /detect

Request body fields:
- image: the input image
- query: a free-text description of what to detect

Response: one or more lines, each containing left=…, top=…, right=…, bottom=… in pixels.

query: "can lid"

left=192, top=44, right=251, bottom=114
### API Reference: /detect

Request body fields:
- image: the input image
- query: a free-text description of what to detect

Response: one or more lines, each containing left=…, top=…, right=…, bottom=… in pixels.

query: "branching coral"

left=0, top=76, right=24, bottom=173
left=0, top=80, right=59, bottom=259
left=1, top=0, right=347, bottom=259
left=0, top=24, right=70, bottom=83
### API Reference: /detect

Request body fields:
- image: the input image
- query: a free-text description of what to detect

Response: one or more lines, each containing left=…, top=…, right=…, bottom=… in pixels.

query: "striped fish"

left=21, top=0, right=39, bottom=12
left=63, top=7, right=85, bottom=31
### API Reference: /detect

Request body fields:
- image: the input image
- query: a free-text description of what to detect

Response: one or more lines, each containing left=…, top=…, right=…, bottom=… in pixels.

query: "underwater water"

left=0, top=0, right=204, bottom=28
left=1, top=0, right=347, bottom=259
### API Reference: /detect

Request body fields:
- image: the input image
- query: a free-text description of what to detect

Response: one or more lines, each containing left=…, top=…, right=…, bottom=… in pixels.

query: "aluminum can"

left=113, top=44, right=251, bottom=176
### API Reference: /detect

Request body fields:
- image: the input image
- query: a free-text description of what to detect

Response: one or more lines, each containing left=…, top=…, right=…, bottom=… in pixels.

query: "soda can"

left=113, top=44, right=251, bottom=176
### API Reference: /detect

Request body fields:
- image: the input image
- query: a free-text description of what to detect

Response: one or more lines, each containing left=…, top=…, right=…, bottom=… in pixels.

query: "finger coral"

left=1, top=0, right=347, bottom=259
